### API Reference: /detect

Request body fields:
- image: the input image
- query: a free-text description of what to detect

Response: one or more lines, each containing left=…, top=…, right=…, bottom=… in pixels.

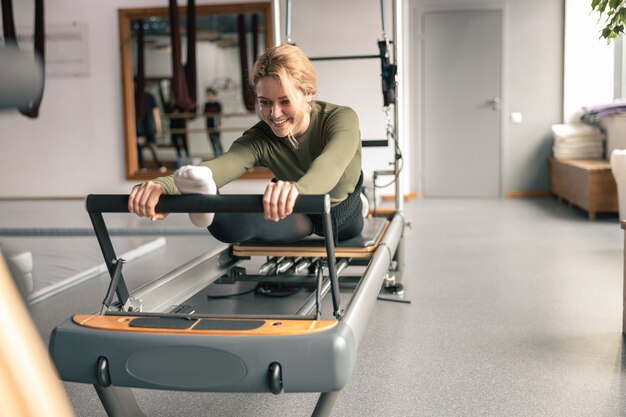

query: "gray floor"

left=2, top=197, right=626, bottom=417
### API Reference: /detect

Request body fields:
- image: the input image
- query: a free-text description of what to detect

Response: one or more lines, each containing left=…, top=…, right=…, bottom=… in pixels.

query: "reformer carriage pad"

left=233, top=217, right=389, bottom=258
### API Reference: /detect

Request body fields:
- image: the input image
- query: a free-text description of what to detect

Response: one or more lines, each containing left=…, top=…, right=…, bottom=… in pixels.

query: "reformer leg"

left=377, top=219, right=410, bottom=303
left=94, top=385, right=147, bottom=417
left=311, top=391, right=340, bottom=417
left=383, top=233, right=405, bottom=294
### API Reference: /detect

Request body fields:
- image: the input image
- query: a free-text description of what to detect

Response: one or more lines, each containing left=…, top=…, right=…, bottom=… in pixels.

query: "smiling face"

left=256, top=76, right=310, bottom=138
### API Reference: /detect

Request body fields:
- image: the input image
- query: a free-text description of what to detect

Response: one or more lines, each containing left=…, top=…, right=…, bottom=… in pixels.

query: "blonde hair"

left=252, top=44, right=317, bottom=147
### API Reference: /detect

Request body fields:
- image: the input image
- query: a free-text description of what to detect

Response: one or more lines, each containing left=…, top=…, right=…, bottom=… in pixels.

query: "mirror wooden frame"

left=118, top=3, right=273, bottom=180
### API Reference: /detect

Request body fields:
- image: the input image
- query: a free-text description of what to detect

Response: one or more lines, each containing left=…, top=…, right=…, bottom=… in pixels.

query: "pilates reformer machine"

left=48, top=0, right=408, bottom=413
left=49, top=193, right=405, bottom=416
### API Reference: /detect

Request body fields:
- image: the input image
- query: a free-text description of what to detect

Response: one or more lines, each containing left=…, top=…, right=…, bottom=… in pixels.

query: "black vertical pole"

left=88, top=212, right=130, bottom=307
left=321, top=202, right=341, bottom=318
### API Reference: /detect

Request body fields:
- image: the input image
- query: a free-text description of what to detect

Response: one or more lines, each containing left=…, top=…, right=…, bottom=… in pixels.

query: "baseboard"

left=380, top=191, right=418, bottom=202
left=505, top=191, right=551, bottom=198
left=369, top=207, right=397, bottom=216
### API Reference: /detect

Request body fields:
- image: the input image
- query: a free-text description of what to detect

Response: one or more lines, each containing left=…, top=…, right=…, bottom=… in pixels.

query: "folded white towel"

left=551, top=123, right=604, bottom=139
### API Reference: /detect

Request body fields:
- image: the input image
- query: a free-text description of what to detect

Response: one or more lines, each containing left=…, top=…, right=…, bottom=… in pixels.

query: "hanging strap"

left=1, top=0, right=17, bottom=46
left=134, top=19, right=146, bottom=121
left=251, top=13, right=259, bottom=60
left=168, top=0, right=195, bottom=112
left=378, top=0, right=396, bottom=108
left=237, top=14, right=256, bottom=112
left=1, top=0, right=45, bottom=118
left=184, top=0, right=197, bottom=108
left=378, top=38, right=397, bottom=107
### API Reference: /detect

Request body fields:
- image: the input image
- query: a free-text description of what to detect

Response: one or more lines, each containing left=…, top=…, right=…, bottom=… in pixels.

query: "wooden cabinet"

left=549, top=158, right=618, bottom=219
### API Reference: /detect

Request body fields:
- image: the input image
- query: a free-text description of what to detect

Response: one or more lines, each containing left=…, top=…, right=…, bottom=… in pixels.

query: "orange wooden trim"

left=239, top=167, right=274, bottom=180
left=118, top=3, right=272, bottom=19
left=551, top=158, right=611, bottom=171
left=505, top=191, right=551, bottom=198
left=380, top=191, right=417, bottom=202
left=73, top=315, right=337, bottom=337
left=234, top=247, right=374, bottom=258
left=130, top=167, right=273, bottom=181
left=119, top=8, right=137, bottom=180
left=370, top=208, right=396, bottom=215
left=233, top=220, right=390, bottom=259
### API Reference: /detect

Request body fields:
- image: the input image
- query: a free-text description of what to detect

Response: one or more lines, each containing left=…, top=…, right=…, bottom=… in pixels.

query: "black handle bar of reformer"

left=85, top=194, right=342, bottom=318
left=85, top=194, right=330, bottom=215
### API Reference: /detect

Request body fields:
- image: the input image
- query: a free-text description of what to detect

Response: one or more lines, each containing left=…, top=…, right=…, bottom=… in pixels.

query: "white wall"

left=0, top=0, right=154, bottom=197
left=504, top=0, right=563, bottom=193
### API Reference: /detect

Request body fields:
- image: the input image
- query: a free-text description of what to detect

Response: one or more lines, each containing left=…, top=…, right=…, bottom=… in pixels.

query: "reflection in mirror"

left=118, top=3, right=272, bottom=180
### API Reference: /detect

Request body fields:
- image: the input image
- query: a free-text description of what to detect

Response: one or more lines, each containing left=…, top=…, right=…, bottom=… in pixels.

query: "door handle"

left=486, top=97, right=500, bottom=111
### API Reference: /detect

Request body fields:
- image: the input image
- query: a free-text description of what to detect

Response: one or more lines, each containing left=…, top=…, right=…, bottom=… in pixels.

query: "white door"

left=422, top=9, right=502, bottom=198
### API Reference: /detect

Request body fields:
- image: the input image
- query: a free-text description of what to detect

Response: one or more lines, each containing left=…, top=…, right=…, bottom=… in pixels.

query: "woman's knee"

left=208, top=215, right=252, bottom=243
left=209, top=213, right=314, bottom=244
left=338, top=215, right=363, bottom=241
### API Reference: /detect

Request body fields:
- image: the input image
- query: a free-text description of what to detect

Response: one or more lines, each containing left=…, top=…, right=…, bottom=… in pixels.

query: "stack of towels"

left=551, top=123, right=604, bottom=160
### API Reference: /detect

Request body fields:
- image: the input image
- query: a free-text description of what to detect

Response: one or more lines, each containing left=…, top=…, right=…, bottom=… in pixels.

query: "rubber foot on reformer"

left=378, top=285, right=411, bottom=303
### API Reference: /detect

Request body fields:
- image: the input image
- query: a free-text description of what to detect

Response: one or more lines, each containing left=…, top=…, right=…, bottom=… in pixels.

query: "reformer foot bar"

left=49, top=194, right=404, bottom=417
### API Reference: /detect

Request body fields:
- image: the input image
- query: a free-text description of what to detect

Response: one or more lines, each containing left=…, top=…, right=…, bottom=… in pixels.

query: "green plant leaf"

left=598, top=0, right=609, bottom=13
left=594, top=0, right=626, bottom=40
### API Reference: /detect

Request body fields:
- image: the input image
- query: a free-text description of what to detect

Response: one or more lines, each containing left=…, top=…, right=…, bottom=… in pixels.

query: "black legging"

left=208, top=210, right=363, bottom=244
left=209, top=212, right=313, bottom=243
left=209, top=173, right=364, bottom=244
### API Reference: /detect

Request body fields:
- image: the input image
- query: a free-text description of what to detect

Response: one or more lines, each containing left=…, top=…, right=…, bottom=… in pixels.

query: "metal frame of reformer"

left=49, top=193, right=404, bottom=417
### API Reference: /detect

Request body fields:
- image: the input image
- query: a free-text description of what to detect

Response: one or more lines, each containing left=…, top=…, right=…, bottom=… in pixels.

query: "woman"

left=128, top=44, right=363, bottom=243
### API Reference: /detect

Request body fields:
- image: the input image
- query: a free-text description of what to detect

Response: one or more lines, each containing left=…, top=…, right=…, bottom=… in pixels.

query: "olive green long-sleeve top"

left=154, top=101, right=362, bottom=205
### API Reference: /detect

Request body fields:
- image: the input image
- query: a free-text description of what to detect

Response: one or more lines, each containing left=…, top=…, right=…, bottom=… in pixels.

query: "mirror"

left=118, top=3, right=273, bottom=180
